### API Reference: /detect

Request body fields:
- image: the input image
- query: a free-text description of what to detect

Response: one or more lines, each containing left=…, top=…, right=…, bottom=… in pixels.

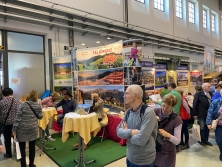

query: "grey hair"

left=128, top=84, right=143, bottom=99
left=202, top=82, right=210, bottom=89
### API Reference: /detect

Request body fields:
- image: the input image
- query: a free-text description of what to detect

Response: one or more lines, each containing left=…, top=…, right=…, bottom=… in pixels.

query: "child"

left=130, top=42, right=139, bottom=66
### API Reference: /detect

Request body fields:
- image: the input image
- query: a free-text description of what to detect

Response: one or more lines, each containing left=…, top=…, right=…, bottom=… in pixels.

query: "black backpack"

left=125, top=104, right=177, bottom=152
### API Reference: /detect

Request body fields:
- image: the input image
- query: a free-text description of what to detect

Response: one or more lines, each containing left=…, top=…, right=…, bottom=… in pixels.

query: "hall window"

left=203, top=9, right=207, bottom=29
left=154, top=0, right=164, bottom=12
left=188, top=2, right=195, bottom=23
left=176, top=0, right=182, bottom=18
left=211, top=14, right=215, bottom=32
left=135, top=0, right=145, bottom=3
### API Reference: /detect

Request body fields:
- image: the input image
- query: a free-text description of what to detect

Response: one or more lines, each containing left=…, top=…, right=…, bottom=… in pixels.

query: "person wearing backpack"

left=117, top=85, right=158, bottom=167
left=154, top=94, right=182, bottom=167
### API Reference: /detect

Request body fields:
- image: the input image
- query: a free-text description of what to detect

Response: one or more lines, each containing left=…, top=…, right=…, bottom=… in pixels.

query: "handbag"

left=0, top=98, right=14, bottom=134
left=211, top=114, right=222, bottom=130
left=25, top=102, right=39, bottom=118
left=13, top=136, right=21, bottom=160
left=192, top=119, right=201, bottom=142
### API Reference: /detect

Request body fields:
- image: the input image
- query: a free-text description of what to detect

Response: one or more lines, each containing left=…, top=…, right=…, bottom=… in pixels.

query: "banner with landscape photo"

left=141, top=70, right=154, bottom=90
left=190, top=71, right=202, bottom=86
left=155, top=71, right=167, bottom=88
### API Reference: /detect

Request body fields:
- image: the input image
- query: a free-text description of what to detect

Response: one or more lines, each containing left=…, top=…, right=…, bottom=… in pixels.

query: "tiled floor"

left=0, top=131, right=221, bottom=167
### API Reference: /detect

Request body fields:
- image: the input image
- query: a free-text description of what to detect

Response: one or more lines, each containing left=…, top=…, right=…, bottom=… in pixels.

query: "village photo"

left=177, top=72, right=188, bottom=86
left=141, top=70, right=154, bottom=90
left=155, top=71, right=167, bottom=88
left=190, top=71, right=202, bottom=86
left=78, top=85, right=124, bottom=112
left=54, top=63, right=72, bottom=80
left=78, top=68, right=123, bottom=86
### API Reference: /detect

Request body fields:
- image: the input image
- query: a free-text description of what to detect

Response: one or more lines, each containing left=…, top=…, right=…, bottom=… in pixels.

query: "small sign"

left=11, top=78, right=20, bottom=84
left=141, top=61, right=153, bottom=68
left=176, top=66, right=188, bottom=70
left=153, top=64, right=166, bottom=70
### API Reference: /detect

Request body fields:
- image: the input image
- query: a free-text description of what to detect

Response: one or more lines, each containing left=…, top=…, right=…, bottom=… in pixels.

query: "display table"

left=62, top=112, right=101, bottom=166
left=38, top=107, right=57, bottom=155
left=97, top=115, right=127, bottom=146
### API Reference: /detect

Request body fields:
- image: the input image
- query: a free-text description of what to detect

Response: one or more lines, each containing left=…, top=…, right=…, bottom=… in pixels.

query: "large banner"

left=203, top=46, right=215, bottom=74
left=76, top=41, right=124, bottom=111
left=155, top=71, right=167, bottom=88
left=177, top=72, right=188, bottom=86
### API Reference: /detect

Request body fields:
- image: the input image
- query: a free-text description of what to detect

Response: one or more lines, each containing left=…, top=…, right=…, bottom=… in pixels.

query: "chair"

left=99, top=108, right=109, bottom=142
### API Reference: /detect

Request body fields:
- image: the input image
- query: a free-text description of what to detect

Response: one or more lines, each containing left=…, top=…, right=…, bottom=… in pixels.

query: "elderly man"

left=55, top=91, right=76, bottom=126
left=89, top=93, right=104, bottom=122
left=117, top=85, right=157, bottom=167
left=193, top=82, right=213, bottom=146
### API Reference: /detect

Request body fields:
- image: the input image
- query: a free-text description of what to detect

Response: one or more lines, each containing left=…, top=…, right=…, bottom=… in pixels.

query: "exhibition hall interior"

left=0, top=0, right=222, bottom=167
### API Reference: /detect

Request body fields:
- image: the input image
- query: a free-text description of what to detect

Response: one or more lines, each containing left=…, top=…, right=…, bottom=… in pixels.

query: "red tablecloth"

left=98, top=115, right=126, bottom=146
left=52, top=110, right=63, bottom=131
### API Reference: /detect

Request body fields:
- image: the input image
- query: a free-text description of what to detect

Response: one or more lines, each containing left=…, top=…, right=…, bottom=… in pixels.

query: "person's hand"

left=207, top=125, right=212, bottom=130
left=12, top=132, right=16, bottom=136
left=121, top=122, right=128, bottom=129
left=156, top=116, right=160, bottom=121
left=0, top=145, right=4, bottom=153
left=193, top=116, right=198, bottom=119
left=131, top=129, right=140, bottom=136
left=159, top=129, right=171, bottom=138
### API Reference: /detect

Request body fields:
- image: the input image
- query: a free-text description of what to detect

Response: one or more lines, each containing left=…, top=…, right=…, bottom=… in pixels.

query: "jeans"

left=57, top=113, right=65, bottom=126
left=181, top=119, right=189, bottom=145
left=198, top=117, right=209, bottom=142
left=126, top=159, right=154, bottom=167
left=44, top=124, right=50, bottom=137
left=215, top=125, right=222, bottom=156
left=19, top=140, right=36, bottom=167
left=3, top=124, right=13, bottom=155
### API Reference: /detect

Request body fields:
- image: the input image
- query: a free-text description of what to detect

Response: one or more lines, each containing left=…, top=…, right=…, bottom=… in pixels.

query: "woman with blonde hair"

left=12, top=90, right=42, bottom=167
left=39, top=91, right=60, bottom=141
left=154, top=94, right=182, bottom=167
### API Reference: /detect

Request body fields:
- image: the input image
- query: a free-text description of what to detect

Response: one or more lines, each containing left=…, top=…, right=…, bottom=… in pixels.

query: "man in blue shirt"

left=55, top=91, right=77, bottom=126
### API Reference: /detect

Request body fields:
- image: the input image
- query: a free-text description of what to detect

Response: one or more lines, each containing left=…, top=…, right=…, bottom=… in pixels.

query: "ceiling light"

left=96, top=41, right=101, bottom=44
left=107, top=37, right=111, bottom=40
left=81, top=43, right=86, bottom=46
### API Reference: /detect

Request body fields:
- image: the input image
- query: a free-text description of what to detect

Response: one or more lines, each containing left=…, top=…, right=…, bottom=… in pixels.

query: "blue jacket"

left=206, top=97, right=222, bottom=125
left=211, top=91, right=221, bottom=102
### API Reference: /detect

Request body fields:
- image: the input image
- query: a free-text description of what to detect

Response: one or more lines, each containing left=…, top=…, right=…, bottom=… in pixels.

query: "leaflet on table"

left=149, top=94, right=161, bottom=102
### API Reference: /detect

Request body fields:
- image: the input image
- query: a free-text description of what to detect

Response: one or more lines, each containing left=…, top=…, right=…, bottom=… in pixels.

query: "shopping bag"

left=192, top=119, right=201, bottom=142
left=13, top=137, right=21, bottom=160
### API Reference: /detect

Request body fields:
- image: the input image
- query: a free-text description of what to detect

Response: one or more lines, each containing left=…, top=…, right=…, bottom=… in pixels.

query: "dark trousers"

left=198, top=118, right=209, bottom=142
left=126, top=159, right=154, bottom=167
left=181, top=119, right=189, bottom=145
left=3, top=124, right=13, bottom=155
left=57, top=113, right=65, bottom=126
left=19, top=140, right=36, bottom=167
left=215, top=125, right=222, bottom=156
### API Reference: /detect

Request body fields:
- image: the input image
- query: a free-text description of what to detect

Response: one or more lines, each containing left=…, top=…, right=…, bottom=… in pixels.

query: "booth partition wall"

left=1, top=31, right=45, bottom=99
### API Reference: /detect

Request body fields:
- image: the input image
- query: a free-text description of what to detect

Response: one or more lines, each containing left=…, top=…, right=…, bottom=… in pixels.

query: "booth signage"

left=176, top=66, right=188, bottom=70
left=141, top=61, right=153, bottom=68
left=153, top=64, right=166, bottom=70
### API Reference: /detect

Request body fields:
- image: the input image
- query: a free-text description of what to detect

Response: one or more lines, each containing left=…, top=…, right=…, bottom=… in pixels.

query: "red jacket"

left=179, top=96, right=190, bottom=120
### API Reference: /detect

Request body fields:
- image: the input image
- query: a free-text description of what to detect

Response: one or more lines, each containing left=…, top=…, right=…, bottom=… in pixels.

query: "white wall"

left=1, top=0, right=222, bottom=89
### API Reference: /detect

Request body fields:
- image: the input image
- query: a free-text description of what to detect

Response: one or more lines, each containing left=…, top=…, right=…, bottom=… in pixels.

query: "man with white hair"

left=193, top=82, right=213, bottom=146
left=117, top=85, right=158, bottom=167
left=89, top=93, right=104, bottom=121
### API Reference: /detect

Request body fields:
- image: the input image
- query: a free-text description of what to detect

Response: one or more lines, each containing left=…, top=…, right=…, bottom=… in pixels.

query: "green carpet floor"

left=37, top=133, right=126, bottom=167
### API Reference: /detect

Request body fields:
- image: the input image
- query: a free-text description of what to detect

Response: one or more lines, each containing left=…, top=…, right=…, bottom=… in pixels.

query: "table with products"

left=62, top=112, right=101, bottom=167
left=38, top=107, right=57, bottom=155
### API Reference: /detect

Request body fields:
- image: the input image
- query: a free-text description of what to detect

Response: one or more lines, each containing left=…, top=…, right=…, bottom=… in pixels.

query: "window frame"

left=211, top=14, right=215, bottom=32
left=203, top=9, right=207, bottom=29
left=175, top=0, right=183, bottom=19
left=188, top=1, right=195, bottom=24
left=154, top=0, right=164, bottom=12
left=135, top=0, right=145, bottom=4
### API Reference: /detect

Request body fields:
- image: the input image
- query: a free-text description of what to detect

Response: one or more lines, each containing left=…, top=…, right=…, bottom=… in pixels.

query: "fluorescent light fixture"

left=96, top=41, right=101, bottom=44
left=81, top=43, right=86, bottom=46
left=107, top=37, right=112, bottom=40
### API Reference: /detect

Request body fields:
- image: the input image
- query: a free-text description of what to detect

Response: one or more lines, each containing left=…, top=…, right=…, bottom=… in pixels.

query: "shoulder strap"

left=25, top=102, right=39, bottom=118
left=125, top=109, right=131, bottom=123
left=125, top=104, right=148, bottom=123
left=3, top=98, right=14, bottom=125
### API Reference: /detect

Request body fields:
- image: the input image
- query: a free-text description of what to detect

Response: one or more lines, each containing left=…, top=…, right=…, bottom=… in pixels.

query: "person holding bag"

left=12, top=90, right=43, bottom=167
left=0, top=88, right=20, bottom=158
left=206, top=89, right=222, bottom=161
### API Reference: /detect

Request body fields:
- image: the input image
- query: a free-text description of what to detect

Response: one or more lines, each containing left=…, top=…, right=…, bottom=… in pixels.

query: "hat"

left=64, top=91, right=73, bottom=97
